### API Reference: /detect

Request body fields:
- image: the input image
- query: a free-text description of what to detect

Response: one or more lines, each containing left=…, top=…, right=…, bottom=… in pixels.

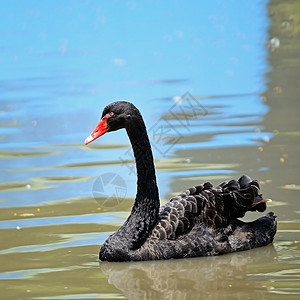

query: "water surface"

left=0, top=1, right=299, bottom=299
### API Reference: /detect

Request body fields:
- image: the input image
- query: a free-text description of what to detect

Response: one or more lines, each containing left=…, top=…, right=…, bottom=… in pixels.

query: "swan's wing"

left=151, top=183, right=215, bottom=240
left=151, top=175, right=268, bottom=240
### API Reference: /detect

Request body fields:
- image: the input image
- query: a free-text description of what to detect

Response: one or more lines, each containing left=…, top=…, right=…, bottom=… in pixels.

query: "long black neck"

left=127, top=119, right=158, bottom=200
left=117, top=114, right=160, bottom=250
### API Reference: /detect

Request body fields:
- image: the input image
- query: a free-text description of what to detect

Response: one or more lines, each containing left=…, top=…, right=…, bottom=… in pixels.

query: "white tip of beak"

left=84, top=135, right=93, bottom=145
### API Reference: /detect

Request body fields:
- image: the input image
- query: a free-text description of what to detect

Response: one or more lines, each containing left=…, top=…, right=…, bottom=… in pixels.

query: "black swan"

left=85, top=101, right=277, bottom=262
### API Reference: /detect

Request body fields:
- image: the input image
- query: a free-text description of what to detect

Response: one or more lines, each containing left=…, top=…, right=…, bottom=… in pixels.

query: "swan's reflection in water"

left=100, top=245, right=277, bottom=300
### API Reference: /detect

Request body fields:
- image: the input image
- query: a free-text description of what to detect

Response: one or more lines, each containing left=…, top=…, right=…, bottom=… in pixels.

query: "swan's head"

left=85, top=101, right=139, bottom=145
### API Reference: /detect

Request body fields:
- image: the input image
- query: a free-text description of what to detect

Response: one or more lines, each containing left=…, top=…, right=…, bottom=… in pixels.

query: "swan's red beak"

left=85, top=115, right=109, bottom=145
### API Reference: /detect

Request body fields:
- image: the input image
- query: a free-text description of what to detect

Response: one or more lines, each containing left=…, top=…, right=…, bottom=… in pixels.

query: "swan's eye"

left=101, top=112, right=114, bottom=120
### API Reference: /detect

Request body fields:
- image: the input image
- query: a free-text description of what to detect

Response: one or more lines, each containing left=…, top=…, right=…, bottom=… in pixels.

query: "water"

left=0, top=1, right=300, bottom=299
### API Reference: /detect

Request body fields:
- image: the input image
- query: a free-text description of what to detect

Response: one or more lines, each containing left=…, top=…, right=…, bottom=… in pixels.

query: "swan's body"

left=85, top=101, right=277, bottom=262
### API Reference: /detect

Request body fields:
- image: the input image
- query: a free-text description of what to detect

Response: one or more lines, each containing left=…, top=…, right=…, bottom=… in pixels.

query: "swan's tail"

left=213, top=175, right=271, bottom=220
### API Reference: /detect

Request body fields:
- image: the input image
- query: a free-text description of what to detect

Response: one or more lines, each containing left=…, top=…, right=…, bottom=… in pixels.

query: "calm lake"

left=0, top=0, right=299, bottom=299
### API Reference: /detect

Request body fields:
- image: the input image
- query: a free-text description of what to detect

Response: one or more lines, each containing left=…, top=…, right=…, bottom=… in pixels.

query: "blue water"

left=0, top=0, right=271, bottom=208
